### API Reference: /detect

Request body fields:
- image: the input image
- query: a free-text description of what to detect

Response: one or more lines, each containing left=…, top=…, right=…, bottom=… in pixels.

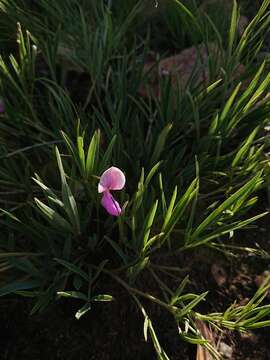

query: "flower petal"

left=98, top=166, right=125, bottom=193
left=101, top=191, right=122, bottom=216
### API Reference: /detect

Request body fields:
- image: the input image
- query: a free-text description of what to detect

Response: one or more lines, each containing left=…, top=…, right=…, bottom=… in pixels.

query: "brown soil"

left=1, top=214, right=270, bottom=360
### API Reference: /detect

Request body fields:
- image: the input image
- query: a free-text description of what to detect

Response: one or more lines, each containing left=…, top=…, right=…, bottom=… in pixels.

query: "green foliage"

left=0, top=0, right=270, bottom=358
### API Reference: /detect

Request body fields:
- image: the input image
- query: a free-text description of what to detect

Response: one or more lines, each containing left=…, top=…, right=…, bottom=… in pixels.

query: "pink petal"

left=101, top=191, right=122, bottom=216
left=98, top=166, right=125, bottom=193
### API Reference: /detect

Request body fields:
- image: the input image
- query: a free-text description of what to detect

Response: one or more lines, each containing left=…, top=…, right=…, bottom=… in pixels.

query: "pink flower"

left=98, top=167, right=125, bottom=216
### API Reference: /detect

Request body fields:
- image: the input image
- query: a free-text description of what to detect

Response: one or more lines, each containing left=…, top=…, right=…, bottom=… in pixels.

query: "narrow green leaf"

left=0, top=208, right=21, bottom=222
left=162, top=179, right=199, bottom=240
left=34, top=198, right=73, bottom=232
left=143, top=316, right=149, bottom=341
left=57, top=291, right=88, bottom=301
left=55, top=147, right=80, bottom=234
left=75, top=302, right=91, bottom=319
left=54, top=258, right=89, bottom=281
left=91, top=294, right=114, bottom=302
left=171, top=276, right=190, bottom=306
left=145, top=162, right=162, bottom=187
left=176, top=291, right=208, bottom=319
left=228, top=0, right=239, bottom=55
left=77, top=136, right=86, bottom=173
left=174, top=0, right=202, bottom=36
left=0, top=280, right=40, bottom=297
left=162, top=186, right=178, bottom=231
left=245, top=320, right=270, bottom=329
left=105, top=237, right=128, bottom=264
left=143, top=233, right=165, bottom=253
left=61, top=130, right=82, bottom=173
left=191, top=212, right=268, bottom=247
left=159, top=173, right=167, bottom=216
left=99, top=135, right=117, bottom=172
left=150, top=123, right=172, bottom=165
left=33, top=176, right=64, bottom=207
left=242, top=71, right=270, bottom=113
left=234, top=61, right=265, bottom=113
left=86, top=129, right=100, bottom=178
left=232, top=126, right=259, bottom=167
left=219, top=82, right=242, bottom=126
left=142, top=200, right=159, bottom=250
left=191, top=174, right=262, bottom=241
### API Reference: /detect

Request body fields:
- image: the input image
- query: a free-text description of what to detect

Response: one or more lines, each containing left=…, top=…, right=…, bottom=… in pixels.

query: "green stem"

left=92, top=265, right=177, bottom=314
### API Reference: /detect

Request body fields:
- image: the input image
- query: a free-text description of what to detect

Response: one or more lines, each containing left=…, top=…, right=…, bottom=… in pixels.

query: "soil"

left=1, top=212, right=270, bottom=360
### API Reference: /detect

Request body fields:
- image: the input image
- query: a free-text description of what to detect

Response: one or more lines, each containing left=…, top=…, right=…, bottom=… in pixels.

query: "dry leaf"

left=196, top=320, right=216, bottom=360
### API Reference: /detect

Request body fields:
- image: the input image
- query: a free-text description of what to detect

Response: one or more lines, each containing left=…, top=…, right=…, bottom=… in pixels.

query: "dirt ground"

left=1, top=213, right=269, bottom=360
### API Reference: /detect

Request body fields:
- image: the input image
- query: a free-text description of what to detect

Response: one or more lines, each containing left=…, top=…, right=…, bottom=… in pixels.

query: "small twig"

left=91, top=265, right=177, bottom=314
